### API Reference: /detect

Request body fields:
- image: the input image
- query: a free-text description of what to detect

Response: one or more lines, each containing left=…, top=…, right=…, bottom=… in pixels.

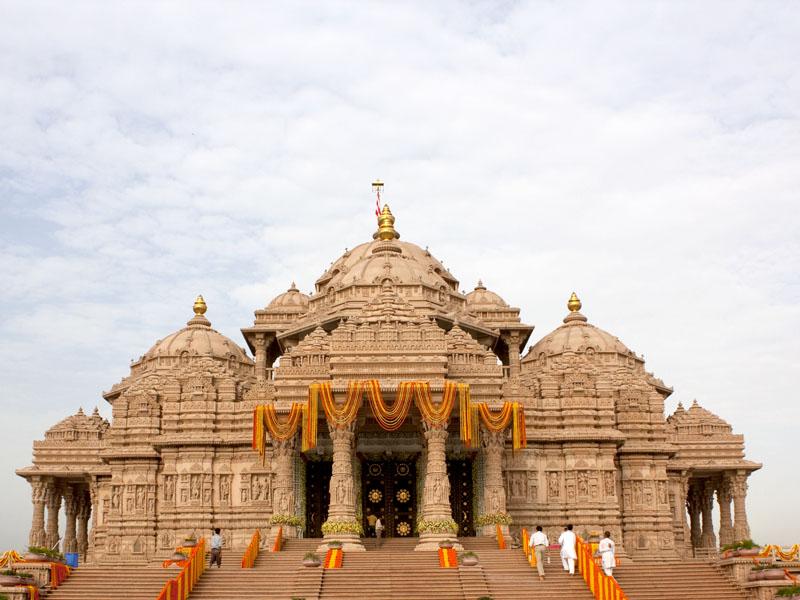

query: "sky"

left=0, top=1, right=798, bottom=551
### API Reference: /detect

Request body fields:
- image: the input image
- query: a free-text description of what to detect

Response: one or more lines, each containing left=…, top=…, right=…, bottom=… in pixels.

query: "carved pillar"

left=76, top=488, right=91, bottom=557
left=45, top=481, right=62, bottom=550
left=320, top=422, right=364, bottom=551
left=700, top=479, right=716, bottom=549
left=415, top=421, right=461, bottom=551
left=28, top=477, right=48, bottom=548
left=731, top=472, right=751, bottom=542
left=63, top=485, right=78, bottom=554
left=502, top=332, right=522, bottom=378
left=481, top=429, right=508, bottom=536
left=687, top=483, right=701, bottom=550
left=679, top=475, right=691, bottom=555
left=272, top=437, right=296, bottom=516
left=254, top=334, right=267, bottom=382
left=716, top=476, right=734, bottom=548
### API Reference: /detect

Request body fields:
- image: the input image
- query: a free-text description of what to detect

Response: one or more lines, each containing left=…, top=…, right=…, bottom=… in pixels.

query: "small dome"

left=144, top=296, right=251, bottom=363
left=524, top=292, right=631, bottom=360
left=465, top=280, right=508, bottom=309
left=267, top=282, right=310, bottom=310
left=45, top=407, right=109, bottom=439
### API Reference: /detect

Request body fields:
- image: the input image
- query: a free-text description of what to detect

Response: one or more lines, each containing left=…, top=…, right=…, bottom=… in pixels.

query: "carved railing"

left=576, top=537, right=628, bottom=600
left=241, top=530, right=261, bottom=568
left=156, top=537, right=206, bottom=600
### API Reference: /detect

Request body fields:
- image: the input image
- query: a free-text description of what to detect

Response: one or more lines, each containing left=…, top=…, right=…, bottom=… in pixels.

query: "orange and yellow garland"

left=253, top=380, right=528, bottom=454
left=758, top=544, right=800, bottom=561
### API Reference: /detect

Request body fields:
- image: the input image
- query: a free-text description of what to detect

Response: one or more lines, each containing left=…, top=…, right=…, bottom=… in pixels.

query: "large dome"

left=143, top=296, right=251, bottom=364
left=314, top=205, right=459, bottom=292
left=523, top=292, right=631, bottom=360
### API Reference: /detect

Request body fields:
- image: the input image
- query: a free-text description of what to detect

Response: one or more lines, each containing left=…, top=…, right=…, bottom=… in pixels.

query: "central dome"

left=314, top=205, right=459, bottom=292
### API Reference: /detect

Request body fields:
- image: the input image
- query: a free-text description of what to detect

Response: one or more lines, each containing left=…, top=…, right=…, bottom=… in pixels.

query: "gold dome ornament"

left=193, top=295, right=208, bottom=316
left=374, top=204, right=400, bottom=241
left=567, top=292, right=582, bottom=312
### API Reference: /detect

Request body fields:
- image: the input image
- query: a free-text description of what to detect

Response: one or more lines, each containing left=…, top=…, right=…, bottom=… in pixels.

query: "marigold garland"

left=458, top=383, right=475, bottom=447
left=415, top=381, right=456, bottom=427
left=302, top=386, right=318, bottom=452
left=264, top=403, right=303, bottom=441
left=318, top=381, right=363, bottom=428
left=477, top=402, right=513, bottom=432
left=512, top=402, right=527, bottom=451
left=366, top=379, right=415, bottom=431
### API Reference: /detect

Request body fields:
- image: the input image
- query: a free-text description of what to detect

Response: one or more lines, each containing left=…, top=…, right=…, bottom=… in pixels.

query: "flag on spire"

left=372, top=179, right=384, bottom=216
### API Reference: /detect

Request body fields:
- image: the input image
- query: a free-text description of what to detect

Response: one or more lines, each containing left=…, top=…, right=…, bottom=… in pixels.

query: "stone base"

left=318, top=533, right=365, bottom=553
left=414, top=532, right=463, bottom=551
left=268, top=525, right=297, bottom=552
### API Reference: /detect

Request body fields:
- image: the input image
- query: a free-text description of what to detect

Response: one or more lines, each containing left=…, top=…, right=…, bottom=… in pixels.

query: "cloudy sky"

left=1, top=1, right=798, bottom=550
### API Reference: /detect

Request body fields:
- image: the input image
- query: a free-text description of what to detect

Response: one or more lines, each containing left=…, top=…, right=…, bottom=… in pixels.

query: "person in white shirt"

left=210, top=528, right=223, bottom=568
left=558, top=524, right=577, bottom=575
left=375, top=517, right=384, bottom=547
left=598, top=531, right=616, bottom=577
left=529, top=525, right=550, bottom=581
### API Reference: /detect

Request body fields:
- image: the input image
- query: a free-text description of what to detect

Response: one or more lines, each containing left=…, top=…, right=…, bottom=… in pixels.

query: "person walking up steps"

left=529, top=525, right=550, bottom=581
left=558, top=524, right=577, bottom=575
left=375, top=517, right=384, bottom=547
left=210, top=528, right=223, bottom=568
left=598, top=531, right=616, bottom=577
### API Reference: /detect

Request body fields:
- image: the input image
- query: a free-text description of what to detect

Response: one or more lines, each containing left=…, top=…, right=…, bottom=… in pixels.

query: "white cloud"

left=1, top=1, right=799, bottom=550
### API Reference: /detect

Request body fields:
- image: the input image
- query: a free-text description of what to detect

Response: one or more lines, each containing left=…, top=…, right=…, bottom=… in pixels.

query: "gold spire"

left=567, top=292, right=582, bottom=313
left=193, top=295, right=208, bottom=316
left=375, top=204, right=400, bottom=240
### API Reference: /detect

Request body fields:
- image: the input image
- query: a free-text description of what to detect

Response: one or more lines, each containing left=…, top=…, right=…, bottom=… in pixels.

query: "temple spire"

left=567, top=292, right=582, bottom=312
left=193, top=295, right=207, bottom=315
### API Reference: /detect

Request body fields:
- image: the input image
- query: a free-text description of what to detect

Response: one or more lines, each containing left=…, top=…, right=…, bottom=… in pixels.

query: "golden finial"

left=375, top=204, right=399, bottom=240
left=193, top=295, right=207, bottom=316
left=567, top=292, right=582, bottom=313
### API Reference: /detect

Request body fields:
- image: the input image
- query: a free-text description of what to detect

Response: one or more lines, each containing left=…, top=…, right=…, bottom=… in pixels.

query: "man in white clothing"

left=210, top=528, right=223, bottom=568
left=598, top=531, right=616, bottom=577
left=558, top=524, right=577, bottom=575
left=529, top=525, right=549, bottom=581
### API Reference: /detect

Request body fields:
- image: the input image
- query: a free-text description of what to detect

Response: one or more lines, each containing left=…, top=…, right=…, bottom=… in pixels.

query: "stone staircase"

left=44, top=565, right=174, bottom=600
left=190, top=538, right=322, bottom=600
left=461, top=537, right=595, bottom=600
left=612, top=560, right=747, bottom=600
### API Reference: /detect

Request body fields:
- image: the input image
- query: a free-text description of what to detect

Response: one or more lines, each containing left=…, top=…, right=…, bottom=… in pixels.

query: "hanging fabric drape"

left=302, top=385, right=318, bottom=452
left=511, top=401, right=527, bottom=451
left=318, top=380, right=363, bottom=428
left=458, top=383, right=480, bottom=448
left=366, top=379, right=415, bottom=431
left=252, top=405, right=267, bottom=456
left=415, top=380, right=457, bottom=427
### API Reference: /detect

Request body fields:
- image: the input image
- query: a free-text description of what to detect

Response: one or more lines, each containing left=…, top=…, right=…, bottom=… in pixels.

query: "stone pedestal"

left=415, top=423, right=461, bottom=551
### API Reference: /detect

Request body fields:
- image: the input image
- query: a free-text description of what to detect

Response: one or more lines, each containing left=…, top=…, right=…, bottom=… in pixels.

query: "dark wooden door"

left=448, top=458, right=475, bottom=536
left=362, top=460, right=416, bottom=538
left=305, top=460, right=331, bottom=538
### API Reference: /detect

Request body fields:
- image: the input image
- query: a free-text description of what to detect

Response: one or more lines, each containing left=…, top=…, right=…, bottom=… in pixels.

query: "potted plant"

left=302, top=552, right=321, bottom=567
left=182, top=535, right=197, bottom=548
left=461, top=551, right=479, bottom=566
left=23, top=546, right=63, bottom=563
left=748, top=564, right=785, bottom=581
left=776, top=585, right=800, bottom=599
left=438, top=540, right=454, bottom=549
left=721, top=539, right=760, bottom=558
left=0, top=570, right=35, bottom=587
left=327, top=541, right=343, bottom=549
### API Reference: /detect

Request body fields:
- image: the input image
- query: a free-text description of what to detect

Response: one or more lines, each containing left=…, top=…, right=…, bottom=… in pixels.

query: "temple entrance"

left=362, top=459, right=417, bottom=538
left=448, top=458, right=475, bottom=536
left=305, top=459, right=331, bottom=538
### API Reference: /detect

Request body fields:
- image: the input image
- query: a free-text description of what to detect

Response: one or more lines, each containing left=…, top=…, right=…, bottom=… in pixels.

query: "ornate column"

left=415, top=421, right=461, bottom=551
left=76, top=488, right=91, bottom=558
left=700, top=479, right=717, bottom=549
left=481, top=429, right=508, bottom=537
left=502, top=332, right=521, bottom=378
left=45, top=481, right=62, bottom=550
left=28, top=477, right=48, bottom=548
left=716, top=476, right=734, bottom=548
left=63, top=485, right=78, bottom=554
left=254, top=334, right=267, bottom=382
left=687, top=483, right=701, bottom=550
left=731, top=472, right=752, bottom=542
left=320, top=421, right=364, bottom=551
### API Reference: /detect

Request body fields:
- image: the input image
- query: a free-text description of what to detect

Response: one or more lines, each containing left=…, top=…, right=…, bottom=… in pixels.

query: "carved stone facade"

left=17, top=206, right=760, bottom=562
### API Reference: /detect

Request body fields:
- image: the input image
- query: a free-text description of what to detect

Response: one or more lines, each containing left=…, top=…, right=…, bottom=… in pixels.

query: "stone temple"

left=16, top=205, right=760, bottom=569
